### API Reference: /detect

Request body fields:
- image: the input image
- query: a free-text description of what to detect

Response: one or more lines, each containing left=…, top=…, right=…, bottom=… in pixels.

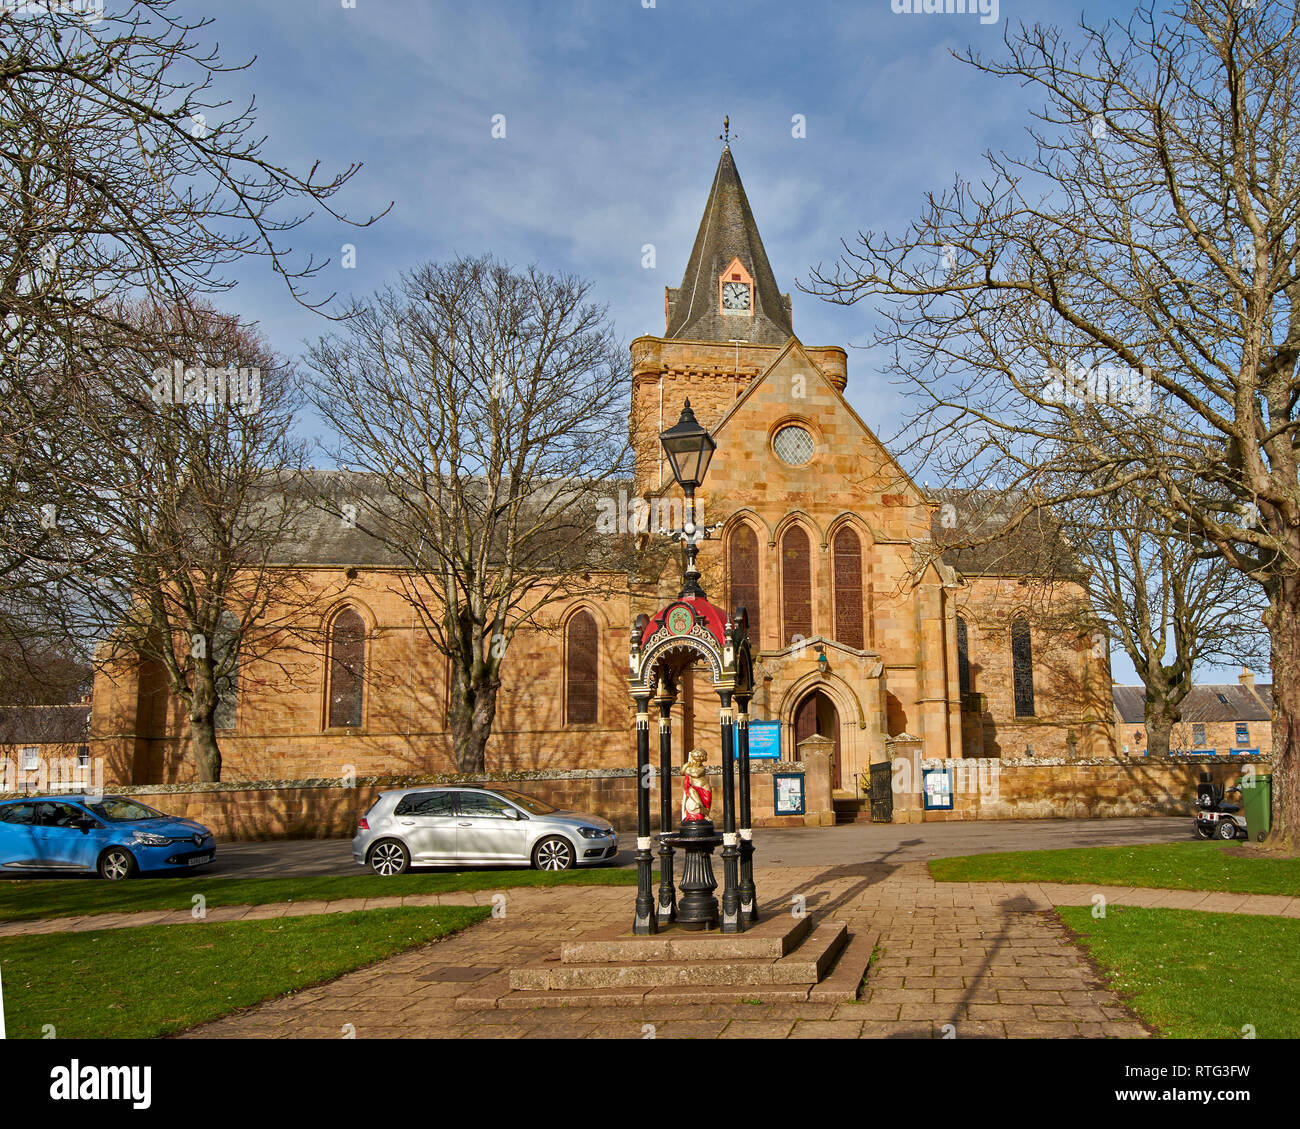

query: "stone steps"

left=511, top=923, right=847, bottom=991
left=559, top=911, right=812, bottom=964
left=833, top=797, right=873, bottom=825
left=457, top=918, right=877, bottom=1010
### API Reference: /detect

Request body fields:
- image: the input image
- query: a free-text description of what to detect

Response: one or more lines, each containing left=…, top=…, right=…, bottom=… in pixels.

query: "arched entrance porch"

left=794, top=689, right=841, bottom=790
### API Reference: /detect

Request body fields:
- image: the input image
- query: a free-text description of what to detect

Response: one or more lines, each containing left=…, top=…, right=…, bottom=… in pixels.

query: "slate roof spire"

left=665, top=135, right=793, bottom=344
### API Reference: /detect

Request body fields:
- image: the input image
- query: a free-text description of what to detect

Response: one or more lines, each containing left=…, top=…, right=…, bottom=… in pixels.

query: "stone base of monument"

left=456, top=913, right=877, bottom=1010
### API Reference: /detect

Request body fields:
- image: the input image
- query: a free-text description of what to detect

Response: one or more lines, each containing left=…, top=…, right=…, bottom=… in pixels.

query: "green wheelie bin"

left=1240, top=774, right=1272, bottom=841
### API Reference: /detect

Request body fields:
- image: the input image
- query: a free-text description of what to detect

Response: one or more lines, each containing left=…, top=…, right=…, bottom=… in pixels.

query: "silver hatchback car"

left=352, top=786, right=619, bottom=875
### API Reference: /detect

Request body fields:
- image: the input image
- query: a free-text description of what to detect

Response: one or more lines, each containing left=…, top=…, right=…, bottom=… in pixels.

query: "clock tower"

left=630, top=139, right=847, bottom=494
left=663, top=143, right=792, bottom=345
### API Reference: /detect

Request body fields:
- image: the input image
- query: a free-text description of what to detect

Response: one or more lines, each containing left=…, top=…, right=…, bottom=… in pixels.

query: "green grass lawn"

left=928, top=842, right=1300, bottom=896
left=1059, top=905, right=1300, bottom=1039
left=0, top=867, right=639, bottom=924
left=0, top=905, right=490, bottom=1039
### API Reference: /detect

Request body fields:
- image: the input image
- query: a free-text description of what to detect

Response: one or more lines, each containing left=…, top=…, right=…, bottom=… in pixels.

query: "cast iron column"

left=655, top=680, right=677, bottom=925
left=633, top=694, right=657, bottom=934
left=718, top=691, right=742, bottom=932
left=736, top=692, right=758, bottom=922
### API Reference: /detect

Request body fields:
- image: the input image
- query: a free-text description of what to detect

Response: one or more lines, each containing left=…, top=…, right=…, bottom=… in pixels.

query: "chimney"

left=1239, top=667, right=1255, bottom=692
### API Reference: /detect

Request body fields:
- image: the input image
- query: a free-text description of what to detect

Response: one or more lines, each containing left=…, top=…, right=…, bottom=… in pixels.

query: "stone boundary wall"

left=888, top=753, right=1272, bottom=823
left=5, top=755, right=1269, bottom=836
left=0, top=763, right=813, bottom=840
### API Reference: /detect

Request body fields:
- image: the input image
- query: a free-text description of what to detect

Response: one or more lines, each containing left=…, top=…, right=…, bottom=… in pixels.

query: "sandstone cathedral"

left=93, top=144, right=1114, bottom=793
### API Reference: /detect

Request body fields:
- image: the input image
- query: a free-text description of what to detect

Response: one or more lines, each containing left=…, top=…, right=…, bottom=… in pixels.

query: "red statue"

left=681, top=749, right=712, bottom=822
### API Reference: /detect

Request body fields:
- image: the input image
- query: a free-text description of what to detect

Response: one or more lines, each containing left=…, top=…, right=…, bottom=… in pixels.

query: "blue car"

left=0, top=794, right=216, bottom=880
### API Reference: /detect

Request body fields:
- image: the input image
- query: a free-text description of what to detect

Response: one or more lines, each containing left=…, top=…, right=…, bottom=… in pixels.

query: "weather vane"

left=718, top=115, right=737, bottom=146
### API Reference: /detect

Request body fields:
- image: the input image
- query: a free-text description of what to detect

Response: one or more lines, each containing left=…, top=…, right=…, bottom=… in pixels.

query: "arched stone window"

left=565, top=610, right=599, bottom=725
left=728, top=524, right=761, bottom=646
left=831, top=527, right=864, bottom=650
left=327, top=608, right=366, bottom=729
left=956, top=616, right=971, bottom=697
left=781, top=525, right=813, bottom=646
left=213, top=610, right=239, bottom=731
left=1011, top=618, right=1035, bottom=717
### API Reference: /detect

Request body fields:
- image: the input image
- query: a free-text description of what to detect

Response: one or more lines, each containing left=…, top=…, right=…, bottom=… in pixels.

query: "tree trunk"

left=1145, top=710, right=1176, bottom=758
left=1266, top=574, right=1300, bottom=849
left=188, top=668, right=222, bottom=782
left=189, top=711, right=222, bottom=783
left=448, top=661, right=500, bottom=774
left=1140, top=676, right=1184, bottom=758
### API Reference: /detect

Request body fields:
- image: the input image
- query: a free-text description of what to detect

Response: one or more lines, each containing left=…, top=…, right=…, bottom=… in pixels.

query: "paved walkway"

left=0, top=892, right=499, bottom=938
left=170, top=861, right=1277, bottom=1040
left=996, top=883, right=1300, bottom=917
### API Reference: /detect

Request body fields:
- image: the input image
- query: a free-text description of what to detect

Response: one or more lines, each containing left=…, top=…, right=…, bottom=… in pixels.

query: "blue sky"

left=193, top=0, right=1251, bottom=686
left=208, top=0, right=1089, bottom=402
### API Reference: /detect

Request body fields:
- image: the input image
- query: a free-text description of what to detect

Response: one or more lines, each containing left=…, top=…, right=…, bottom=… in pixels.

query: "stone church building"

left=93, top=145, right=1114, bottom=792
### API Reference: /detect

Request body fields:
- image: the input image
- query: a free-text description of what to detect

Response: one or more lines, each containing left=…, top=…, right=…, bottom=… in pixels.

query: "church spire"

left=664, top=135, right=793, bottom=345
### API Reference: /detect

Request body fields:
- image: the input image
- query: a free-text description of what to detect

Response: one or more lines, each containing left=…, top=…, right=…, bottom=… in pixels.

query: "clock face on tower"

left=721, top=281, right=751, bottom=311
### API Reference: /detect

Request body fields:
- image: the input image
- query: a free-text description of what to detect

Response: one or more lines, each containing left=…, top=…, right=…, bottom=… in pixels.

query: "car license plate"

left=188, top=854, right=211, bottom=866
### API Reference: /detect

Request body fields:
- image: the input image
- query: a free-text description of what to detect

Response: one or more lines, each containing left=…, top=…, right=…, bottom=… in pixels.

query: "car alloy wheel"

left=369, top=840, right=409, bottom=876
left=533, top=836, right=574, bottom=871
left=98, top=847, right=135, bottom=881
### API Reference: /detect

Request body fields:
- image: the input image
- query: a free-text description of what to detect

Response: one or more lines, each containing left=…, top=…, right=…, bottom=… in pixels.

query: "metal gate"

left=869, top=761, right=893, bottom=823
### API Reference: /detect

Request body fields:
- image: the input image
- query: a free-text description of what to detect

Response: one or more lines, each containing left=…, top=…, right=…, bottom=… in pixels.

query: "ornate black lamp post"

left=626, top=401, right=755, bottom=935
left=657, top=399, right=718, bottom=599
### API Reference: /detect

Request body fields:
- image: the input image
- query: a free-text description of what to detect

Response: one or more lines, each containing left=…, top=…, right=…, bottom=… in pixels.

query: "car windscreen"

left=87, top=798, right=167, bottom=822
left=494, top=790, right=556, bottom=815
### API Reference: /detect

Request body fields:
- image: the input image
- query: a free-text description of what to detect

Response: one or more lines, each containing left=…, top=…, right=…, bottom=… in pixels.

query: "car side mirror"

left=74, top=816, right=96, bottom=833
left=506, top=808, right=524, bottom=820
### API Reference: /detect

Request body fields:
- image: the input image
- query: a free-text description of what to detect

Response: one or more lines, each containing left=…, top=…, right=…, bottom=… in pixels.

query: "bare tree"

left=51, top=300, right=319, bottom=782
left=0, top=619, right=91, bottom=707
left=808, top=1, right=1300, bottom=845
left=1, top=0, right=386, bottom=604
left=1062, top=482, right=1267, bottom=756
left=305, top=256, right=632, bottom=773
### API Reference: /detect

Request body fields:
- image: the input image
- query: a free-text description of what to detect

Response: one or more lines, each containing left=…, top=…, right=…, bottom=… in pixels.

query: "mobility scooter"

left=1193, top=773, right=1247, bottom=840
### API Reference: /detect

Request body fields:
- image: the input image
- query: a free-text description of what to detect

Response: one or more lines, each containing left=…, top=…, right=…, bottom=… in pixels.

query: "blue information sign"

left=736, top=720, right=781, bottom=761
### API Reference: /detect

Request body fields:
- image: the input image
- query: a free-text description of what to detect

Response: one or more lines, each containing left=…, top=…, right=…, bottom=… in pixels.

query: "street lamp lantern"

left=658, top=400, right=722, bottom=601
left=659, top=400, right=716, bottom=492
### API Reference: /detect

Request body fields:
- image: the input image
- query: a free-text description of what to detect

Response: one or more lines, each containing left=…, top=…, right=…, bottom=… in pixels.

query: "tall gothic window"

left=832, top=527, right=864, bottom=650
left=1011, top=618, right=1035, bottom=717
left=956, top=616, right=971, bottom=697
left=213, top=611, right=239, bottom=731
left=781, top=525, right=813, bottom=646
left=565, top=610, right=599, bottom=725
left=728, top=524, right=761, bottom=646
left=327, top=608, right=366, bottom=729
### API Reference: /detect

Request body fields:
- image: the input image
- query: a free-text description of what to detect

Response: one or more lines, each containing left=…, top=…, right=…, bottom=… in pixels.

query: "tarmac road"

left=0, top=815, right=1192, bottom=881
left=204, top=815, right=1191, bottom=878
